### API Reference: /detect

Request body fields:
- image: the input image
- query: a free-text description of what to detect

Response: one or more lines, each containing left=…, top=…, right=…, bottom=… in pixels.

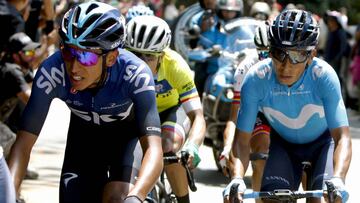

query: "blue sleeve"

left=236, top=70, right=262, bottom=133
left=316, top=64, right=349, bottom=129
left=127, top=63, right=161, bottom=137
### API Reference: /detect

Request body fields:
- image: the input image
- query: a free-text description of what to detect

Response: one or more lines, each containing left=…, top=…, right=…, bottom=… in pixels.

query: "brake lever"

left=180, top=151, right=197, bottom=192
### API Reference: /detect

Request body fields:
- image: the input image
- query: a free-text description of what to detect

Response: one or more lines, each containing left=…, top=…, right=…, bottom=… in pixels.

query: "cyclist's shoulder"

left=117, top=48, right=146, bottom=66
left=306, top=57, right=338, bottom=81
left=36, top=51, right=64, bottom=73
left=245, top=58, right=273, bottom=81
left=115, top=48, right=153, bottom=76
left=161, top=48, right=191, bottom=73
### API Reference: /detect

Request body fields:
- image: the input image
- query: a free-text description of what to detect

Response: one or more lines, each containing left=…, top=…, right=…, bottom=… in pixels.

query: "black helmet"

left=269, top=9, right=319, bottom=50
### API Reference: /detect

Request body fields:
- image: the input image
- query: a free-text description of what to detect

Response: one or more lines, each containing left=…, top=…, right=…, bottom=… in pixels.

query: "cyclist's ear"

left=105, top=49, right=119, bottom=67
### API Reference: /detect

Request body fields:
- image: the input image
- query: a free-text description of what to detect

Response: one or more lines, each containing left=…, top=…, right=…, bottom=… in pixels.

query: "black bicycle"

left=145, top=151, right=197, bottom=203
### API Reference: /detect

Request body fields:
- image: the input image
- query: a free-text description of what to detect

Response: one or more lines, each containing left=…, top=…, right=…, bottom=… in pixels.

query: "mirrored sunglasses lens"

left=288, top=50, right=308, bottom=64
left=272, top=48, right=286, bottom=62
left=76, top=51, right=99, bottom=66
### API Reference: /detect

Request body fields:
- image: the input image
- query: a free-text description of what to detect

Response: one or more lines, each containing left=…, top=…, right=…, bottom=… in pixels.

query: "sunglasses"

left=60, top=45, right=104, bottom=67
left=270, top=47, right=310, bottom=64
left=132, top=51, right=161, bottom=61
left=258, top=50, right=269, bottom=60
left=22, top=50, right=36, bottom=57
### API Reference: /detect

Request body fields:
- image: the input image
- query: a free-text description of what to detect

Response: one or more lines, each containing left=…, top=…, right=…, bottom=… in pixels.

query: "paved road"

left=19, top=99, right=360, bottom=203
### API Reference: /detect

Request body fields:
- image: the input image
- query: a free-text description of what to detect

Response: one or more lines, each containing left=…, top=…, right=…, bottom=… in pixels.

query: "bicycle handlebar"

left=242, top=189, right=324, bottom=200
left=229, top=181, right=339, bottom=203
left=162, top=152, right=197, bottom=192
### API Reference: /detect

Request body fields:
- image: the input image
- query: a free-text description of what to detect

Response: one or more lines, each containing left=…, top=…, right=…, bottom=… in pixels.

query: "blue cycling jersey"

left=237, top=57, right=349, bottom=144
left=20, top=49, right=161, bottom=137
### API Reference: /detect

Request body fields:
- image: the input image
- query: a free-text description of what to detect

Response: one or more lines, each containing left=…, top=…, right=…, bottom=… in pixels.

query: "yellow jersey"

left=155, top=48, right=200, bottom=113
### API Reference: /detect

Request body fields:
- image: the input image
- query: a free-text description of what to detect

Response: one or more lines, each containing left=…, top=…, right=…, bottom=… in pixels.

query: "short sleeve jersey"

left=20, top=49, right=161, bottom=137
left=155, top=48, right=200, bottom=113
left=237, top=58, right=349, bottom=144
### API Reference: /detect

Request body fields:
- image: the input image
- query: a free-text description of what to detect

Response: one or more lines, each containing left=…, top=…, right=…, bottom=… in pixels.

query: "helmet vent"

left=107, top=27, right=124, bottom=44
left=87, top=17, right=116, bottom=39
left=144, top=26, right=158, bottom=49
left=155, top=30, right=165, bottom=48
left=85, top=3, right=99, bottom=15
left=137, top=25, right=147, bottom=47
left=83, top=14, right=102, bottom=29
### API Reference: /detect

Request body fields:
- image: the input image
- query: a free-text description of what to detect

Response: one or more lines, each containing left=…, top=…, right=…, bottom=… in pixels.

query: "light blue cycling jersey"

left=237, top=57, right=349, bottom=144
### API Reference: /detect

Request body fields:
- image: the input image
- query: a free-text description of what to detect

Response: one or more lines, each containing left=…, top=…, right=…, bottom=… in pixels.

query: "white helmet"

left=125, top=15, right=171, bottom=53
left=254, top=22, right=269, bottom=49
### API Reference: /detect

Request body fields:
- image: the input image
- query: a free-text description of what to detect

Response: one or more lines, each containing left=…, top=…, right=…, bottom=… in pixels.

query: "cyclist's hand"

left=219, top=146, right=231, bottom=177
left=223, top=178, right=246, bottom=203
left=124, top=195, right=142, bottom=203
left=181, top=141, right=201, bottom=169
left=326, top=177, right=349, bottom=203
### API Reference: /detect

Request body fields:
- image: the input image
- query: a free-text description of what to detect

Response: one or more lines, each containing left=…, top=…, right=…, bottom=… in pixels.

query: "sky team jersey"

left=155, top=48, right=200, bottom=113
left=237, top=57, right=349, bottom=144
left=20, top=49, right=161, bottom=137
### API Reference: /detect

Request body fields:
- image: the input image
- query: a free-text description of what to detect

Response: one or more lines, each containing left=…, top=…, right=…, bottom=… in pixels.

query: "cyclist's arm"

left=231, top=129, right=252, bottom=179
left=128, top=62, right=163, bottom=200
left=231, top=66, right=263, bottom=179
left=7, top=131, right=38, bottom=198
left=330, top=126, right=352, bottom=180
left=186, top=107, right=206, bottom=148
left=318, top=61, right=352, bottom=181
left=223, top=57, right=255, bottom=156
left=172, top=50, right=206, bottom=147
left=129, top=135, right=163, bottom=200
left=223, top=102, right=239, bottom=154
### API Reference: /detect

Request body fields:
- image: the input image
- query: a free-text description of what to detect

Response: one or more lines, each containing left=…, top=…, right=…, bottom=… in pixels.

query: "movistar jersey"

left=155, top=48, right=201, bottom=113
left=237, top=57, right=349, bottom=144
left=20, top=49, right=161, bottom=137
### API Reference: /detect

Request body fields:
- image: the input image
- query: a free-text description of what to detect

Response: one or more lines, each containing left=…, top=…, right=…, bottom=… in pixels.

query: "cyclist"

left=0, top=146, right=16, bottom=203
left=192, top=0, right=244, bottom=98
left=126, top=15, right=206, bottom=203
left=125, top=4, right=154, bottom=23
left=7, top=2, right=163, bottom=203
left=220, top=22, right=270, bottom=195
left=223, top=9, right=352, bottom=203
